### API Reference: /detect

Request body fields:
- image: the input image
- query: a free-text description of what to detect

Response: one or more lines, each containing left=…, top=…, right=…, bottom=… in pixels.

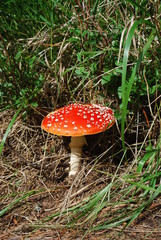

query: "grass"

left=0, top=107, right=22, bottom=155
left=121, top=21, right=155, bottom=152
left=0, top=0, right=161, bottom=239
left=38, top=134, right=161, bottom=230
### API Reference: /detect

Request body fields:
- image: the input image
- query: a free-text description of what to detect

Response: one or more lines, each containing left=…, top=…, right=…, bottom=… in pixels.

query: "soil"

left=0, top=110, right=161, bottom=240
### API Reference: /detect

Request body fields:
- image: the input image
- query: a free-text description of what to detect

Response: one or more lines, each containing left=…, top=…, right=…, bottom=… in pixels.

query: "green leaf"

left=101, top=75, right=112, bottom=85
left=67, top=37, right=80, bottom=43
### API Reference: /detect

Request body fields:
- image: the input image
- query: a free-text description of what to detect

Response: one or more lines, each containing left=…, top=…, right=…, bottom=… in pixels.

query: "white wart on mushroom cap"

left=41, top=103, right=115, bottom=136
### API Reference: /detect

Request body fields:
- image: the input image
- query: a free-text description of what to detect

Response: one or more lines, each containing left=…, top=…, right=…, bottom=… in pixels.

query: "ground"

left=0, top=110, right=161, bottom=240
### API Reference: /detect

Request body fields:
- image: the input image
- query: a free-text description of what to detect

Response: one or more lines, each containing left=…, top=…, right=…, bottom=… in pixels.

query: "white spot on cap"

left=74, top=126, right=78, bottom=130
left=47, top=123, right=52, bottom=127
left=55, top=118, right=59, bottom=122
left=83, top=115, right=87, bottom=119
left=87, top=124, right=92, bottom=128
left=64, top=125, right=68, bottom=128
left=72, top=121, right=75, bottom=125
left=90, top=117, right=94, bottom=121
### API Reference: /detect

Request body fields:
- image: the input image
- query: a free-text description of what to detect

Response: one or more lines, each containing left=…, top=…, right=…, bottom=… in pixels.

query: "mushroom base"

left=69, top=136, right=87, bottom=176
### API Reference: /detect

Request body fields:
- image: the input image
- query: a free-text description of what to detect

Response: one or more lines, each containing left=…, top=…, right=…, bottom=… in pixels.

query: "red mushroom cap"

left=41, top=103, right=115, bottom=136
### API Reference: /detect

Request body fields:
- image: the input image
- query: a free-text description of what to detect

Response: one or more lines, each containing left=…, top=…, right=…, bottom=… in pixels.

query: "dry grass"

left=0, top=109, right=113, bottom=236
left=0, top=1, right=161, bottom=239
left=0, top=106, right=161, bottom=239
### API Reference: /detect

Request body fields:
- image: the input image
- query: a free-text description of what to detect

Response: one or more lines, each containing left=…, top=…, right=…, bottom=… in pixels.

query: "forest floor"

left=0, top=110, right=161, bottom=240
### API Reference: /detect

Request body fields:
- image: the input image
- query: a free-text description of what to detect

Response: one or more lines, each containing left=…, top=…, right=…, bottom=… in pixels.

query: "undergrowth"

left=0, top=0, right=161, bottom=238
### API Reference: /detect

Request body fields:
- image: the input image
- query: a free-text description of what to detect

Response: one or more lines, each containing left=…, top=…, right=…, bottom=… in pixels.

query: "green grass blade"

left=0, top=107, right=22, bottom=157
left=137, top=149, right=157, bottom=173
left=126, top=183, right=161, bottom=227
left=0, top=189, right=45, bottom=217
left=124, top=179, right=161, bottom=193
left=122, top=0, right=150, bottom=15
left=121, top=24, right=155, bottom=152
left=68, top=183, right=112, bottom=225
left=121, top=20, right=141, bottom=151
left=92, top=0, right=100, bottom=16
left=125, top=29, right=155, bottom=103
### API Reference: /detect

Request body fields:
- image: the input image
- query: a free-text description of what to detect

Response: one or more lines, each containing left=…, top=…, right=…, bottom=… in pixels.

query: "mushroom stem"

left=69, top=136, right=87, bottom=176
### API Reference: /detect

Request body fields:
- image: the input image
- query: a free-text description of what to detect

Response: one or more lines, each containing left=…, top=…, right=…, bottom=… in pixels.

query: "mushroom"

left=41, top=103, right=115, bottom=176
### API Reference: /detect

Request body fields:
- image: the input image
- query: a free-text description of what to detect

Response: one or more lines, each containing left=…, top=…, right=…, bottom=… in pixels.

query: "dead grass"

left=0, top=1, right=161, bottom=239
left=0, top=107, right=161, bottom=239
